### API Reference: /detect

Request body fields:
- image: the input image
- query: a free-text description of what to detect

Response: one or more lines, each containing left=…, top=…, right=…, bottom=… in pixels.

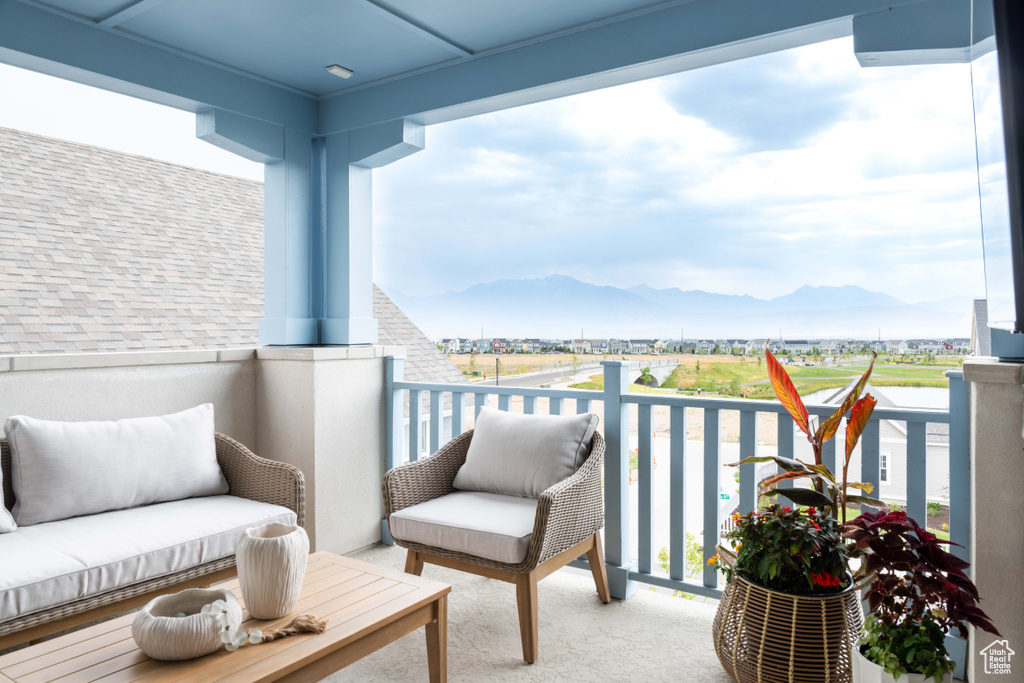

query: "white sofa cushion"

left=453, top=408, right=598, bottom=498
left=4, top=404, right=228, bottom=526
left=0, top=495, right=295, bottom=622
left=390, top=491, right=538, bottom=564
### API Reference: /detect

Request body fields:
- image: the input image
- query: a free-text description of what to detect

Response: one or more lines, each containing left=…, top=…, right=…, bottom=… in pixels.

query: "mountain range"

left=384, top=275, right=975, bottom=340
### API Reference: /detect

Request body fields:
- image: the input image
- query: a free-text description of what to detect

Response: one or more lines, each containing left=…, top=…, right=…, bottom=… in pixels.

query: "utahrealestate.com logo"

left=980, top=639, right=1015, bottom=675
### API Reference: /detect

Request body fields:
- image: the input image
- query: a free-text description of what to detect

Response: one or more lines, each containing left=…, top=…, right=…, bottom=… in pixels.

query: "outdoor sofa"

left=0, top=405, right=304, bottom=649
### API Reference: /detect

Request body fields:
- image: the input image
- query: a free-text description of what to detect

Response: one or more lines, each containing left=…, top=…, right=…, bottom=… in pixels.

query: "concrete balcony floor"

left=330, top=544, right=731, bottom=682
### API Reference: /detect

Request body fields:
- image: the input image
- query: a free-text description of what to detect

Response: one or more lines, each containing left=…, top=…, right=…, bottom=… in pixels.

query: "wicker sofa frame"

left=0, top=432, right=305, bottom=650
left=382, top=428, right=610, bottom=663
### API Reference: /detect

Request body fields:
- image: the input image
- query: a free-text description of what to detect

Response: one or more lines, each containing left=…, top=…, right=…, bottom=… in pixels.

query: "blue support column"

left=739, top=410, right=758, bottom=514
left=703, top=409, right=722, bottom=589
left=946, top=371, right=970, bottom=563
left=602, top=361, right=635, bottom=599
left=260, top=126, right=319, bottom=345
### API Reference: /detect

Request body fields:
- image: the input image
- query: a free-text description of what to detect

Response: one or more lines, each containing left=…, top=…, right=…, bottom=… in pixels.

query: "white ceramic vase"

left=853, top=648, right=953, bottom=683
left=132, top=588, right=242, bottom=661
left=236, top=522, right=309, bottom=619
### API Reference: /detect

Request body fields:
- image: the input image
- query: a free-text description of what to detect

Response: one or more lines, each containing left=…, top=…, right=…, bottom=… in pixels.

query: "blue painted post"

left=946, top=371, right=970, bottom=562
left=577, top=398, right=592, bottom=414
left=602, top=361, right=635, bottom=599
left=452, top=391, right=465, bottom=439
left=777, top=414, right=794, bottom=488
left=259, top=128, right=319, bottom=345
left=638, top=403, right=653, bottom=574
left=524, top=395, right=537, bottom=414
left=382, top=356, right=404, bottom=545
left=703, top=408, right=722, bottom=588
left=906, top=421, right=927, bottom=525
left=409, top=390, right=422, bottom=463
left=860, top=419, right=881, bottom=514
left=429, top=390, right=441, bottom=454
left=739, top=410, right=758, bottom=514
left=498, top=394, right=511, bottom=411
left=549, top=397, right=564, bottom=415
left=669, top=406, right=687, bottom=581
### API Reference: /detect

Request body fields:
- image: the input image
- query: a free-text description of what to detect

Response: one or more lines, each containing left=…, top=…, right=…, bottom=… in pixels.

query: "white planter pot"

left=853, top=648, right=952, bottom=683
left=132, top=588, right=242, bottom=661
left=236, top=522, right=309, bottom=619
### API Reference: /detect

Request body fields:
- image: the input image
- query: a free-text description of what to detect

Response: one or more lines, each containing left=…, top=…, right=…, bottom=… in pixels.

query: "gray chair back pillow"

left=453, top=407, right=599, bottom=498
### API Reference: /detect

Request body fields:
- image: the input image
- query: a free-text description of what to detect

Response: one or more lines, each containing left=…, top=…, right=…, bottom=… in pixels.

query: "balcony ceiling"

left=0, top=0, right=975, bottom=133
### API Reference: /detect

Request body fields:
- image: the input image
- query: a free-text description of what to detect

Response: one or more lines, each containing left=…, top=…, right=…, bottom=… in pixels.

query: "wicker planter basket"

left=712, top=546, right=865, bottom=683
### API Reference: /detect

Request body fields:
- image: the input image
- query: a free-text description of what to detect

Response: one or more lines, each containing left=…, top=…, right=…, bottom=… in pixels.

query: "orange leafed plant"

left=732, top=349, right=886, bottom=522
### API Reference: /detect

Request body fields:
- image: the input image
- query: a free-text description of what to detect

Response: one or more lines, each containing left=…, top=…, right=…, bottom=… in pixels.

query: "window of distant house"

left=880, top=453, right=889, bottom=483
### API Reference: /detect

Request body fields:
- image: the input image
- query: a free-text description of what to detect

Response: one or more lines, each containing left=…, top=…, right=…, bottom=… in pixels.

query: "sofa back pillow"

left=5, top=404, right=228, bottom=526
left=453, top=407, right=598, bottom=499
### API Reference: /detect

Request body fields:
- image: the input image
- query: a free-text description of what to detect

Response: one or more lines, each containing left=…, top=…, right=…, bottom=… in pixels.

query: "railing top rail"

left=623, top=393, right=949, bottom=422
left=393, top=380, right=949, bottom=422
left=393, top=381, right=599, bottom=401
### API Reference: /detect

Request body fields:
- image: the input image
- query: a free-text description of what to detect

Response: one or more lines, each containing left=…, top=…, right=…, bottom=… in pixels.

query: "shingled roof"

left=0, top=126, right=462, bottom=385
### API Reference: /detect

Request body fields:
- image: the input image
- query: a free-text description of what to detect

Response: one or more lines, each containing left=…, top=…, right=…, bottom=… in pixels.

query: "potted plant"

left=844, top=509, right=1000, bottom=682
left=711, top=349, right=887, bottom=683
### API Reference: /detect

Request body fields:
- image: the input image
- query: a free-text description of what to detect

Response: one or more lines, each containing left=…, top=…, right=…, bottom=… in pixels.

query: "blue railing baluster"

left=638, top=403, right=653, bottom=574
left=384, top=356, right=404, bottom=474
left=451, top=391, right=465, bottom=439
left=409, top=389, right=422, bottom=463
left=777, top=414, right=794, bottom=488
left=821, top=437, right=837, bottom=478
left=739, top=410, right=757, bottom=514
left=577, top=398, right=592, bottom=414
left=474, top=392, right=486, bottom=421
left=498, top=394, right=510, bottom=411
left=947, top=371, right=970, bottom=562
left=429, top=390, right=442, bottom=454
left=669, top=406, right=687, bottom=581
left=860, top=419, right=881, bottom=514
left=524, top=395, right=537, bottom=414
left=549, top=397, right=564, bottom=415
left=703, top=408, right=721, bottom=589
left=906, top=421, right=927, bottom=527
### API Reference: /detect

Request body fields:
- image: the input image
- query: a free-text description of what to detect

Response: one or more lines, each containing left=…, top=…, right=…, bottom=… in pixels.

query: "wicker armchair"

left=0, top=433, right=304, bottom=649
left=382, top=429, right=609, bottom=663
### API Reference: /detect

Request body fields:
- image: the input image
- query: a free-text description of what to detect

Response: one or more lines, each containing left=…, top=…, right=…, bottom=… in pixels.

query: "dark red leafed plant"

left=845, top=509, right=998, bottom=639
left=844, top=509, right=1000, bottom=680
left=732, top=349, right=886, bottom=522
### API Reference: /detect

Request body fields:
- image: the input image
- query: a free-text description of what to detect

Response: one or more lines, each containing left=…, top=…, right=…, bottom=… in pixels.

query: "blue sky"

left=0, top=37, right=986, bottom=305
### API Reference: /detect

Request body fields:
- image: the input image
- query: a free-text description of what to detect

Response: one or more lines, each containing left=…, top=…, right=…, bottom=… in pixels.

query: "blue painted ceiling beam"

left=319, top=0, right=929, bottom=134
left=0, top=0, right=318, bottom=131
left=854, top=0, right=972, bottom=67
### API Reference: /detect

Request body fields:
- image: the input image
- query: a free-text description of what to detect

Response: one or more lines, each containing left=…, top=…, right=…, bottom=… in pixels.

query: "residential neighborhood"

left=436, top=336, right=972, bottom=356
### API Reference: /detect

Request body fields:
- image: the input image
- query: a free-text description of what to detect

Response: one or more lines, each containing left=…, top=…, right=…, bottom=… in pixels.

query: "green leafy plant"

left=733, top=349, right=886, bottom=523
left=712, top=504, right=850, bottom=594
left=927, top=501, right=942, bottom=517
left=845, top=509, right=1000, bottom=681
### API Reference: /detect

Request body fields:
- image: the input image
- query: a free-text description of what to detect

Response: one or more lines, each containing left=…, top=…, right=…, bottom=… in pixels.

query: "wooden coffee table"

left=0, top=551, right=450, bottom=682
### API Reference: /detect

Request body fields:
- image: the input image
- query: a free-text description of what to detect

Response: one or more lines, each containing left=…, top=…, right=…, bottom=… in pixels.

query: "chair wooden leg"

left=426, top=594, right=447, bottom=683
left=404, top=550, right=424, bottom=576
left=515, top=572, right=539, bottom=663
left=586, top=532, right=611, bottom=603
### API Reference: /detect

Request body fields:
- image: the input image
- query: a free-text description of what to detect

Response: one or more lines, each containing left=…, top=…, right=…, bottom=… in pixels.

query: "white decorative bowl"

left=132, top=588, right=242, bottom=661
left=236, top=523, right=309, bottom=620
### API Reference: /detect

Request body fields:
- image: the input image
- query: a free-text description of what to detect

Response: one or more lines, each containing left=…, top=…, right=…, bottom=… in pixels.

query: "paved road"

left=472, top=365, right=599, bottom=388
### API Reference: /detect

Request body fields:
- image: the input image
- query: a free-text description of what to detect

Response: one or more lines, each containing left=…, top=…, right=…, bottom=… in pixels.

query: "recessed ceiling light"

left=326, top=64, right=354, bottom=79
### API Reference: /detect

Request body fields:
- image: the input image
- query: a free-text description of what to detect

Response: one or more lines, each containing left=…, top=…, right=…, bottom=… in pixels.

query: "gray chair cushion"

left=0, top=495, right=295, bottom=622
left=390, top=491, right=538, bottom=564
left=453, top=408, right=598, bottom=498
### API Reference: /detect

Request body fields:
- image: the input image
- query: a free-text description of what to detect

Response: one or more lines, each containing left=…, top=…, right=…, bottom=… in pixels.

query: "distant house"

left=652, top=340, right=667, bottom=353
left=473, top=338, right=492, bottom=353
left=783, top=339, right=812, bottom=354
left=440, top=338, right=460, bottom=354
left=540, top=339, right=562, bottom=353
left=459, top=338, right=474, bottom=353
left=593, top=339, right=610, bottom=354
left=629, top=339, right=653, bottom=354
left=492, top=338, right=509, bottom=354
left=608, top=339, right=628, bottom=354
left=521, top=338, right=542, bottom=353
left=572, top=339, right=592, bottom=354
left=746, top=339, right=769, bottom=354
